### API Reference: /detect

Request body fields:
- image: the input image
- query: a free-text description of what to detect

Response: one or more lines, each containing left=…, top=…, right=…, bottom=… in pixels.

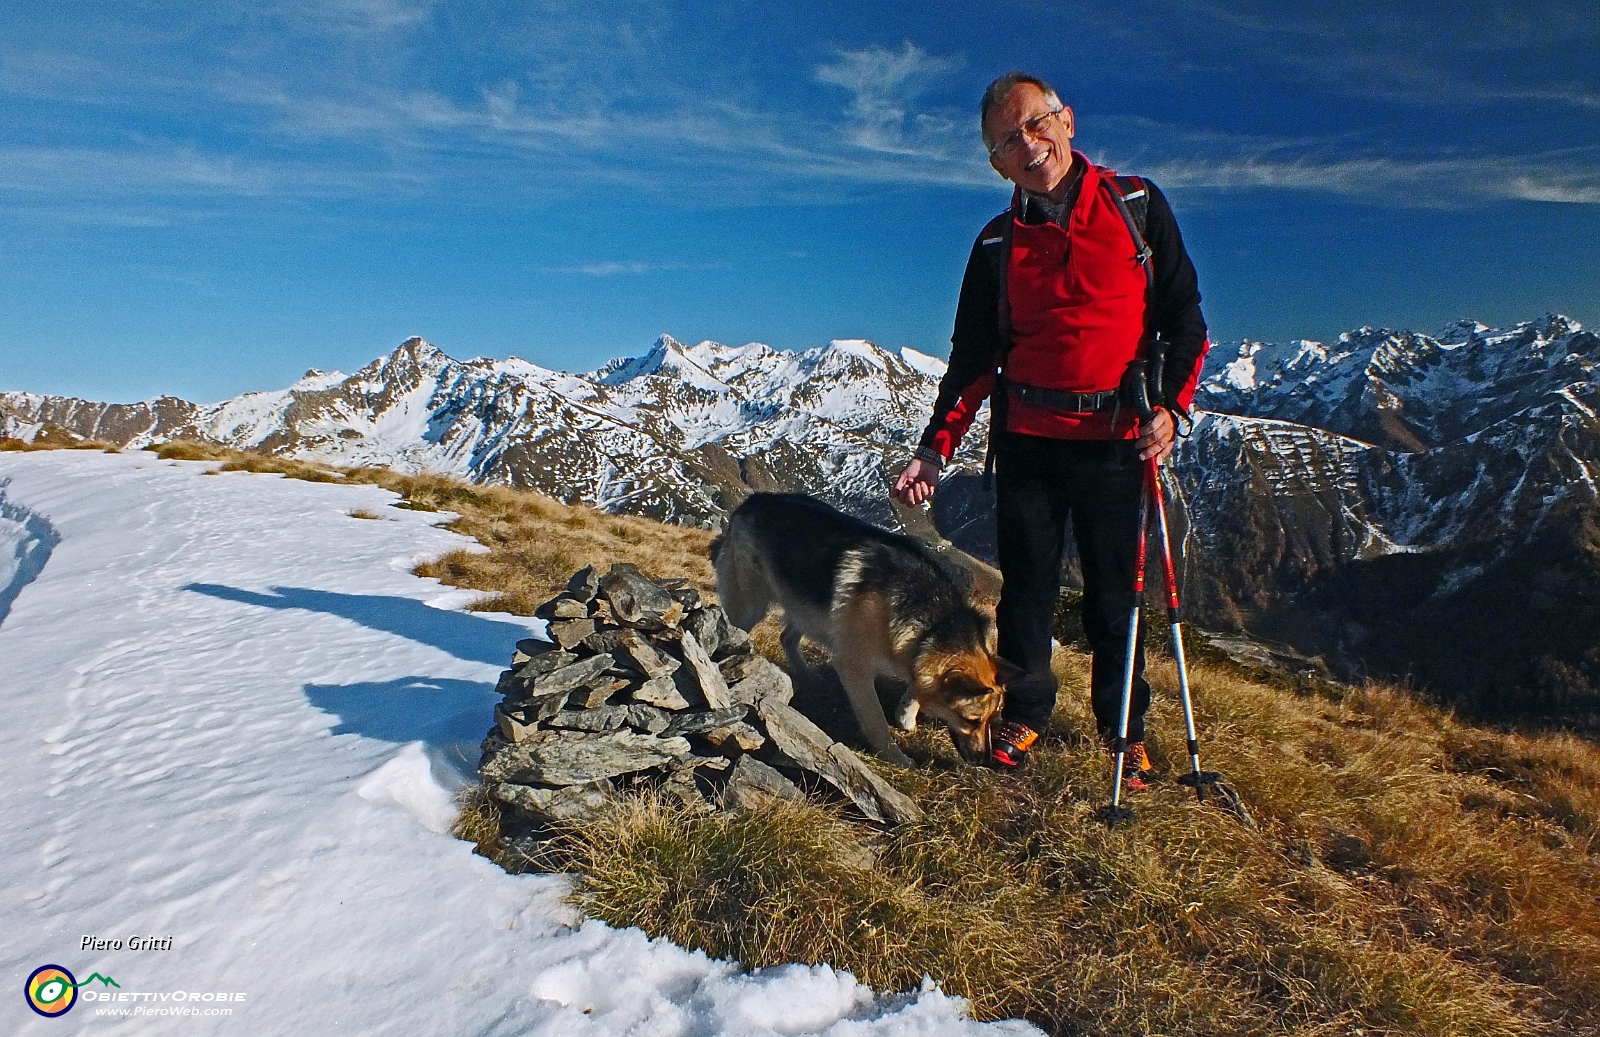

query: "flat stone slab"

left=825, top=743, right=923, bottom=826
left=612, top=629, right=680, bottom=679
left=530, top=653, right=615, bottom=696
left=546, top=617, right=597, bottom=648
left=659, top=769, right=714, bottom=814
left=566, top=677, right=629, bottom=709
left=632, top=673, right=694, bottom=711
left=497, top=691, right=570, bottom=742
left=661, top=705, right=750, bottom=738
left=537, top=595, right=589, bottom=619
left=678, top=629, right=731, bottom=709
left=725, top=655, right=794, bottom=706
left=721, top=756, right=804, bottom=812
left=481, top=729, right=692, bottom=787
left=567, top=566, right=600, bottom=602
left=490, top=781, right=611, bottom=822
left=516, top=649, right=577, bottom=681
left=703, top=721, right=765, bottom=752
left=755, top=699, right=922, bottom=825
left=682, top=606, right=735, bottom=659
left=625, top=703, right=671, bottom=734
left=545, top=706, right=632, bottom=732
left=600, top=565, right=679, bottom=625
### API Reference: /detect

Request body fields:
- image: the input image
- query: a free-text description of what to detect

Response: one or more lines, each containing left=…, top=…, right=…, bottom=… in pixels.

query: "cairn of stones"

left=478, top=563, right=922, bottom=835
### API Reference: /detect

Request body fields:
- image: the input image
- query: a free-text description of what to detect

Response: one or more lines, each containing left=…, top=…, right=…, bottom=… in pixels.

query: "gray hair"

left=979, top=72, right=1063, bottom=148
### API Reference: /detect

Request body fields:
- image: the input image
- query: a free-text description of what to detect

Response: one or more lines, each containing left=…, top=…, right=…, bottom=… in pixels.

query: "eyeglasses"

left=987, top=108, right=1063, bottom=159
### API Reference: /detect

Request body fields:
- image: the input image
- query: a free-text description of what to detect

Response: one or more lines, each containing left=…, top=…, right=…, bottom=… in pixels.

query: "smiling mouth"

left=1025, top=148, right=1050, bottom=171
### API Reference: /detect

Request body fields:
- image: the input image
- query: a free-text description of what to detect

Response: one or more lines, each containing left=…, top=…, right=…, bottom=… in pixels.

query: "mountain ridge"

left=5, top=315, right=1597, bottom=722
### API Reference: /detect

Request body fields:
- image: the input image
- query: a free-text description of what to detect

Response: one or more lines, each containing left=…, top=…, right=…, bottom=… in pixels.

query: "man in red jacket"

left=892, top=71, right=1209, bottom=777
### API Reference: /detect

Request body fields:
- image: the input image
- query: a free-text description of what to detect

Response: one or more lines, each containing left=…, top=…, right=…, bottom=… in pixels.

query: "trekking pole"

left=1096, top=468, right=1148, bottom=827
left=1127, top=353, right=1255, bottom=827
left=1148, top=460, right=1219, bottom=803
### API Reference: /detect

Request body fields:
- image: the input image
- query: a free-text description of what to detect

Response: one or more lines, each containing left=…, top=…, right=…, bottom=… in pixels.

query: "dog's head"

left=912, top=648, right=1024, bottom=765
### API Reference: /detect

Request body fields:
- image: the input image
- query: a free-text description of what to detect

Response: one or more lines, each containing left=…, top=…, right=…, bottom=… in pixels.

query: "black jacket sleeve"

left=916, top=215, right=1008, bottom=452
left=1141, top=180, right=1209, bottom=411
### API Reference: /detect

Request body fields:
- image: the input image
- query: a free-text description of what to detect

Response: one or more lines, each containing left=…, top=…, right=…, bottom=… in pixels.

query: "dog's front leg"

left=836, top=661, right=915, bottom=768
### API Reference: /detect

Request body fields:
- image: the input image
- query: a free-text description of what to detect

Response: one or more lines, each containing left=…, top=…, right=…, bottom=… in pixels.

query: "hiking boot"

left=1120, top=741, right=1157, bottom=791
left=990, top=720, right=1040, bottom=770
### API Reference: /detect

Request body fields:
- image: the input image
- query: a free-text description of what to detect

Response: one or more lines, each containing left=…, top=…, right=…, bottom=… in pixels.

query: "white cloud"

left=812, top=43, right=975, bottom=159
left=277, top=0, right=436, bottom=35
left=1, top=6, right=1591, bottom=218
left=1503, top=177, right=1600, bottom=204
left=536, top=260, right=734, bottom=277
left=1137, top=151, right=1600, bottom=207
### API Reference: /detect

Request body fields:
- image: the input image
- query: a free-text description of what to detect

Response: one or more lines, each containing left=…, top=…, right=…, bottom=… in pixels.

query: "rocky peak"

left=1199, top=315, right=1598, bottom=451
left=597, top=335, right=727, bottom=392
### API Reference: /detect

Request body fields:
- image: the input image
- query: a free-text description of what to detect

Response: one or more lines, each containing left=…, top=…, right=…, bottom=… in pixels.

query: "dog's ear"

left=992, top=655, right=1026, bottom=686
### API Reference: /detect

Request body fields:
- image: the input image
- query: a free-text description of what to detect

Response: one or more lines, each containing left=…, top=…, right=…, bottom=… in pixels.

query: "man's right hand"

left=891, top=458, right=940, bottom=507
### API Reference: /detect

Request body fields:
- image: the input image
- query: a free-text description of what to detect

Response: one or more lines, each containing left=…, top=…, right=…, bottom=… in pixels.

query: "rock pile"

left=478, top=563, right=922, bottom=830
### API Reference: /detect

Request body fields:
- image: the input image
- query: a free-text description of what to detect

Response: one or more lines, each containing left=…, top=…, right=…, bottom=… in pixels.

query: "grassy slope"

left=51, top=443, right=1600, bottom=1036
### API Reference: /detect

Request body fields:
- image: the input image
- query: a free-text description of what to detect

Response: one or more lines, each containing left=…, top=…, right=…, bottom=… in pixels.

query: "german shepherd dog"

left=711, top=493, right=1019, bottom=767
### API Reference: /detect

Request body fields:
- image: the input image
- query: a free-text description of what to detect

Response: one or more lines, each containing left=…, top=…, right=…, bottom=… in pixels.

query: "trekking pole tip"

left=1095, top=804, right=1136, bottom=827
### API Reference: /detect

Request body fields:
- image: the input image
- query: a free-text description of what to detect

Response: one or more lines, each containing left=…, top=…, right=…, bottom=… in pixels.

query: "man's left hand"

left=1136, top=406, right=1175, bottom=463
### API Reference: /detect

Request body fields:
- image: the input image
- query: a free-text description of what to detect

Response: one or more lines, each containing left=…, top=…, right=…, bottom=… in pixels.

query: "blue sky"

left=2, top=0, right=1597, bottom=402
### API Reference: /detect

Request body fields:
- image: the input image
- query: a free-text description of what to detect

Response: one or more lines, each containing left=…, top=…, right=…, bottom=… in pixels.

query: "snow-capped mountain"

left=5, top=316, right=1597, bottom=720
left=0, top=335, right=970, bottom=527
left=1175, top=316, right=1600, bottom=718
left=1196, top=314, right=1599, bottom=451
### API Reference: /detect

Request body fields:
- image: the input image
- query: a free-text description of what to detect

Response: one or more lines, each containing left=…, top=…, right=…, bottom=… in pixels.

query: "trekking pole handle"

left=1121, top=360, right=1158, bottom=423
left=1147, top=340, right=1167, bottom=414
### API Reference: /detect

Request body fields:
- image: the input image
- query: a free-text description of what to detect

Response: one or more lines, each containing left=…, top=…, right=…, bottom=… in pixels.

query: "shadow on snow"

left=183, top=583, right=532, bottom=666
left=184, top=582, right=536, bottom=785
left=0, top=478, right=63, bottom=630
left=304, top=675, right=497, bottom=785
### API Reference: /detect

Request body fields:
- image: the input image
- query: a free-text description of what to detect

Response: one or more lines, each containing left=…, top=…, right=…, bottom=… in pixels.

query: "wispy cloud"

left=814, top=43, right=963, bottom=153
left=1136, top=150, right=1600, bottom=207
left=275, top=0, right=437, bottom=35
left=1, top=0, right=1594, bottom=223
left=540, top=261, right=731, bottom=277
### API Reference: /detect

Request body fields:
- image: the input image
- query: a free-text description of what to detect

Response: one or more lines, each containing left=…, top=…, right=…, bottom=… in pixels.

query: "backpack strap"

left=1102, top=174, right=1152, bottom=294
left=1102, top=174, right=1194, bottom=436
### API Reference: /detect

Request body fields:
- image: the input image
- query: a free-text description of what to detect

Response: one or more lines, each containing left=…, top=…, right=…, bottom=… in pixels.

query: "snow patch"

left=291, top=368, right=348, bottom=391
left=899, top=347, right=948, bottom=379
left=355, top=742, right=460, bottom=833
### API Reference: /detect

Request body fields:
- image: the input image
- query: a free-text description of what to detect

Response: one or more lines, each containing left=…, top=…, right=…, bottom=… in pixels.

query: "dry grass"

left=1, top=431, right=120, bottom=451
left=29, top=438, right=1600, bottom=1033
left=523, top=651, right=1600, bottom=1036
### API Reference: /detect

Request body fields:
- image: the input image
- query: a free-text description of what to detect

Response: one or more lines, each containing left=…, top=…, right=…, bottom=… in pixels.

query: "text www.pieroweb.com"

left=94, top=1005, right=234, bottom=1018
left=84, top=990, right=246, bottom=1018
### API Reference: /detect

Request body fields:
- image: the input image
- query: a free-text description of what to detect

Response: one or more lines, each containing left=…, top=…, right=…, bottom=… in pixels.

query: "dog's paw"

left=893, top=697, right=920, bottom=731
left=881, top=743, right=917, bottom=768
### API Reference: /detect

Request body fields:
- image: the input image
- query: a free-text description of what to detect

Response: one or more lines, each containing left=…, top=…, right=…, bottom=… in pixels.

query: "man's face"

left=985, top=83, right=1075, bottom=196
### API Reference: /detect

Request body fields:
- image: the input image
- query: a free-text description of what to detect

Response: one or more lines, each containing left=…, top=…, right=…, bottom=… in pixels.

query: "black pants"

left=994, top=433, right=1152, bottom=743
